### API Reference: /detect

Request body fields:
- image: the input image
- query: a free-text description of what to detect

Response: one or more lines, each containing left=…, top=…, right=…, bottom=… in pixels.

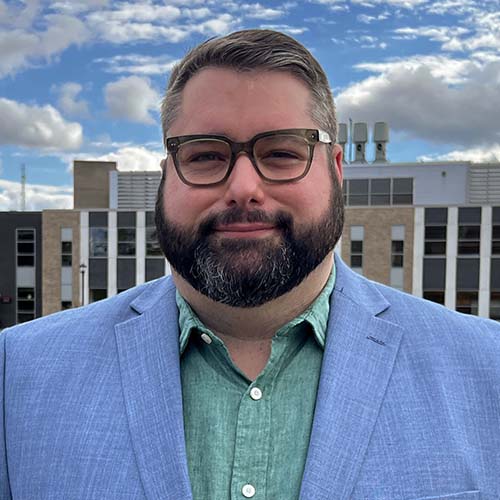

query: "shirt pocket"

left=410, top=491, right=480, bottom=500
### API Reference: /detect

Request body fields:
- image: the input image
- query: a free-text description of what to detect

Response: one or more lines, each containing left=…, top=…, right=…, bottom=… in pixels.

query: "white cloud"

left=259, top=24, right=308, bottom=35
left=357, top=12, right=389, bottom=23
left=77, top=146, right=163, bottom=171
left=104, top=76, right=160, bottom=124
left=95, top=54, right=179, bottom=75
left=336, top=59, right=500, bottom=147
left=0, top=98, right=83, bottom=150
left=418, top=144, right=500, bottom=163
left=182, top=7, right=211, bottom=20
left=0, top=178, right=73, bottom=211
left=241, top=3, right=285, bottom=19
left=0, top=14, right=90, bottom=78
left=54, top=82, right=89, bottom=117
left=352, top=0, right=427, bottom=7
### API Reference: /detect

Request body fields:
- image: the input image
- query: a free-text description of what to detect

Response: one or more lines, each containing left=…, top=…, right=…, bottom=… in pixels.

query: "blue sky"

left=0, top=0, right=499, bottom=210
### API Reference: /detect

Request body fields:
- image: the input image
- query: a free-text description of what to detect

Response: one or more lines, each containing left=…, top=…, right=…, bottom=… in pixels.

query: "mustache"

left=198, top=207, right=292, bottom=236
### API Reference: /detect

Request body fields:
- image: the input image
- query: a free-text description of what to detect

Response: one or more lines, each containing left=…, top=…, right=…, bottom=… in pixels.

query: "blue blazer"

left=1, top=257, right=499, bottom=499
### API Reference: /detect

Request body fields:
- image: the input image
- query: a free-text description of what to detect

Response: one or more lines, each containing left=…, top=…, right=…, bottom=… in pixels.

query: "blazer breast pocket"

left=411, top=491, right=480, bottom=500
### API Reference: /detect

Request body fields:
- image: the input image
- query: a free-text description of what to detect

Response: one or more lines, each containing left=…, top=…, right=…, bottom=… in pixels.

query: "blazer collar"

left=115, top=278, right=193, bottom=500
left=300, top=255, right=405, bottom=499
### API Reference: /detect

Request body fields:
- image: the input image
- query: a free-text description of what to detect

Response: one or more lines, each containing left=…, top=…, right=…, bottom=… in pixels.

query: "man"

left=1, top=30, right=499, bottom=500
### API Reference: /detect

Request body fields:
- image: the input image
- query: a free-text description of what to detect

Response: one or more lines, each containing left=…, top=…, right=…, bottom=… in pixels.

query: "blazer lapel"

left=114, top=280, right=192, bottom=500
left=300, top=261, right=404, bottom=499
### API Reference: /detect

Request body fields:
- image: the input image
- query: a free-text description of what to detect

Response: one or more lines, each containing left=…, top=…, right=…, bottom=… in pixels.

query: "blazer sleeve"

left=0, top=330, right=12, bottom=500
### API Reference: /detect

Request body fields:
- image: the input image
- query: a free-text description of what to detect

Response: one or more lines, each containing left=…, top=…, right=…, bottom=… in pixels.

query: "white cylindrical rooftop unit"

left=353, top=122, right=368, bottom=163
left=373, top=122, right=389, bottom=163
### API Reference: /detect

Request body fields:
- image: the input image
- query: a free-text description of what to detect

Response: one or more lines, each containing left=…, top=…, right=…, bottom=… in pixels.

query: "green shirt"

left=178, top=266, right=335, bottom=500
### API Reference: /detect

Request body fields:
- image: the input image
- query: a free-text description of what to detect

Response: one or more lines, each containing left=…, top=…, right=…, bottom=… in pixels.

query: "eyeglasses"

left=165, top=128, right=331, bottom=187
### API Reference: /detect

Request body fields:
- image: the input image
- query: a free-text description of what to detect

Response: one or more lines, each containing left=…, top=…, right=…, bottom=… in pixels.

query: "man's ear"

left=331, top=144, right=343, bottom=183
left=160, top=158, right=167, bottom=171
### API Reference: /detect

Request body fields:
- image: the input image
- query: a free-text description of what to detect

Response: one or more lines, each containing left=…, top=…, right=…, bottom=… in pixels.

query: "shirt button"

left=200, top=333, right=212, bottom=344
left=242, top=484, right=256, bottom=498
left=250, top=387, right=262, bottom=400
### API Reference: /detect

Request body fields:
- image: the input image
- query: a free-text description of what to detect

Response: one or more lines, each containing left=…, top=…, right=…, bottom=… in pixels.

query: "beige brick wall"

left=73, top=161, right=116, bottom=209
left=342, top=207, right=415, bottom=293
left=42, top=210, right=81, bottom=315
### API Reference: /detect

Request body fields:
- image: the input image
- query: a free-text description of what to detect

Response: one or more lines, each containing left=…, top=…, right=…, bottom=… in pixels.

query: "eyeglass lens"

left=176, top=134, right=311, bottom=185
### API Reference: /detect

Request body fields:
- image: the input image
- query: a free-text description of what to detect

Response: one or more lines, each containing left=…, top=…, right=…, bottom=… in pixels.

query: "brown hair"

left=161, top=29, right=337, bottom=151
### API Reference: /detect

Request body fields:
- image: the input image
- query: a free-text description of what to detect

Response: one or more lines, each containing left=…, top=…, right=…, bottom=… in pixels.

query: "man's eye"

left=188, top=152, right=226, bottom=162
left=265, top=150, right=300, bottom=159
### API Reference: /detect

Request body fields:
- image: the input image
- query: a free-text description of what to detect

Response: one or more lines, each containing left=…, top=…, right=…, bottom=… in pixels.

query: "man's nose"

left=222, top=153, right=265, bottom=208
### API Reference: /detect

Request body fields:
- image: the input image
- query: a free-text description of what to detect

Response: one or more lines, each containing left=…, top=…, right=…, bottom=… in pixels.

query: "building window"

left=17, top=228, right=35, bottom=266
left=343, top=178, right=413, bottom=206
left=61, top=241, right=72, bottom=266
left=390, top=225, right=405, bottom=291
left=90, top=289, right=107, bottom=302
left=146, top=211, right=162, bottom=256
left=348, top=179, right=369, bottom=206
left=350, top=225, right=364, bottom=273
left=17, top=287, right=35, bottom=323
left=371, top=179, right=391, bottom=205
left=90, top=227, right=108, bottom=257
left=423, top=208, right=447, bottom=304
left=392, top=178, right=413, bottom=205
left=456, top=291, right=478, bottom=315
left=490, top=292, right=500, bottom=321
left=492, top=207, right=500, bottom=255
left=61, top=301, right=72, bottom=309
left=118, top=228, right=136, bottom=256
left=457, top=207, right=481, bottom=255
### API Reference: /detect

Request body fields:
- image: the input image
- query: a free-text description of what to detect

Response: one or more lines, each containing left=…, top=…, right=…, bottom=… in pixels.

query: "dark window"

left=491, top=258, right=500, bottom=291
left=90, top=289, right=107, bottom=303
left=425, top=241, right=446, bottom=255
left=146, top=258, right=165, bottom=281
left=391, top=240, right=404, bottom=268
left=423, top=291, right=445, bottom=305
left=117, top=259, right=136, bottom=291
left=18, top=242, right=34, bottom=254
left=457, top=225, right=480, bottom=255
left=61, top=301, right=72, bottom=309
left=349, top=179, right=369, bottom=206
left=350, top=240, right=363, bottom=268
left=61, top=241, right=72, bottom=266
left=17, top=287, right=35, bottom=324
left=425, top=226, right=447, bottom=240
left=456, top=258, right=480, bottom=290
left=458, top=207, right=481, bottom=224
left=456, top=291, right=478, bottom=315
left=89, top=212, right=108, bottom=227
left=17, top=229, right=35, bottom=240
left=392, top=178, right=413, bottom=204
left=370, top=179, right=390, bottom=205
left=118, top=228, right=136, bottom=256
left=423, top=258, right=446, bottom=290
left=490, top=292, right=500, bottom=320
left=146, top=227, right=162, bottom=256
left=425, top=208, right=448, bottom=224
left=492, top=220, right=500, bottom=255
left=90, top=228, right=108, bottom=257
left=17, top=255, right=34, bottom=266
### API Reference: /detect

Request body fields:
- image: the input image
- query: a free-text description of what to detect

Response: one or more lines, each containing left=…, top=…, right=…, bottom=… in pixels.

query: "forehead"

left=169, top=67, right=316, bottom=139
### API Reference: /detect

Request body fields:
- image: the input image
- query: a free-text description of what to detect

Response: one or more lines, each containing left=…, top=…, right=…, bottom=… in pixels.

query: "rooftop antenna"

left=21, top=163, right=26, bottom=211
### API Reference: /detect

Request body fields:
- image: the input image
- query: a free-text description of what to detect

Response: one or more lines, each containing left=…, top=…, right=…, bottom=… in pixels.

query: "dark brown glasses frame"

left=165, top=128, right=331, bottom=187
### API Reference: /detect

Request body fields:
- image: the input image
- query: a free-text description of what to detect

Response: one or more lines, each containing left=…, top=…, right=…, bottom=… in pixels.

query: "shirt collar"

left=177, top=261, right=336, bottom=355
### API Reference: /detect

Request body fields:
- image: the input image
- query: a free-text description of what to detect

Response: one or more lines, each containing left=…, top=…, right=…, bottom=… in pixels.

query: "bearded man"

left=1, top=30, right=499, bottom=500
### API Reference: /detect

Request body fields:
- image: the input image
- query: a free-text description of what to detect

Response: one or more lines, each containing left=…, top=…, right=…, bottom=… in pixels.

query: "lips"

left=213, top=223, right=277, bottom=238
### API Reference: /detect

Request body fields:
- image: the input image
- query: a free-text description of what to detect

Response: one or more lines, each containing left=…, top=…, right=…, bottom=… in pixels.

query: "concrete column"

left=412, top=207, right=424, bottom=297
left=108, top=211, right=117, bottom=297
left=479, top=206, right=491, bottom=318
left=80, top=211, right=89, bottom=306
left=136, top=211, right=146, bottom=285
left=445, top=207, right=458, bottom=310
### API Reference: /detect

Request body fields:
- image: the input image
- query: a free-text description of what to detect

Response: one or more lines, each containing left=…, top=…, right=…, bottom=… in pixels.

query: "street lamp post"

left=79, top=263, right=87, bottom=306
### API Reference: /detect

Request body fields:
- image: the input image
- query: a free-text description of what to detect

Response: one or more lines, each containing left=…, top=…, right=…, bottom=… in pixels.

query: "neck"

left=173, top=253, right=334, bottom=341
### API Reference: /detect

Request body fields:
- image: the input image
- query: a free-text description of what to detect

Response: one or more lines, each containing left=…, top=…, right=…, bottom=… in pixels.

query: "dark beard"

left=154, top=175, right=344, bottom=307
